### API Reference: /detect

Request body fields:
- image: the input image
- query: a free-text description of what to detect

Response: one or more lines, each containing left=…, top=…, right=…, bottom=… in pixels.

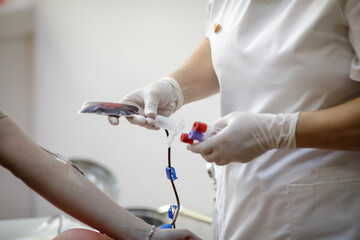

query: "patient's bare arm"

left=0, top=117, right=200, bottom=240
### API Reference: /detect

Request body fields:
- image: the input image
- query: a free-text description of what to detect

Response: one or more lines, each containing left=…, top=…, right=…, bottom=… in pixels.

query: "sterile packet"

left=78, top=101, right=184, bottom=147
left=78, top=101, right=142, bottom=117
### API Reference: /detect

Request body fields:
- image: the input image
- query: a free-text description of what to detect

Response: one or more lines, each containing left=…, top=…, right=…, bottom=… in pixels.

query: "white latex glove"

left=108, top=77, right=183, bottom=129
left=187, top=111, right=300, bottom=165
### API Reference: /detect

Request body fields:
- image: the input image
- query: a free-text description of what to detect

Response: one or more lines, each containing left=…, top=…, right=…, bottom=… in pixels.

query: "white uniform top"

left=205, top=1, right=360, bottom=239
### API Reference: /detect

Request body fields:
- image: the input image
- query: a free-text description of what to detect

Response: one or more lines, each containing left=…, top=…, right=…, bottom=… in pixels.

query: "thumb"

left=213, top=115, right=230, bottom=129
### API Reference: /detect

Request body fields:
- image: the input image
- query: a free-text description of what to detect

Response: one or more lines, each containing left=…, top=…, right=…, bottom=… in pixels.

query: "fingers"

left=213, top=114, right=230, bottom=129
left=121, top=94, right=158, bottom=127
left=126, top=115, right=147, bottom=125
left=188, top=142, right=227, bottom=165
left=143, top=94, right=159, bottom=118
left=187, top=142, right=214, bottom=156
left=187, top=137, right=223, bottom=164
left=124, top=115, right=159, bottom=130
left=108, top=116, right=119, bottom=125
left=108, top=114, right=160, bottom=130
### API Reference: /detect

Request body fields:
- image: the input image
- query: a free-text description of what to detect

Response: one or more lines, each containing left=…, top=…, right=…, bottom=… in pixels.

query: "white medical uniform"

left=205, top=0, right=360, bottom=239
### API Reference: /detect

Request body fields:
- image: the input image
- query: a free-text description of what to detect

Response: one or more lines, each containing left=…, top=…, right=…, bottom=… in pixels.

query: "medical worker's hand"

left=187, top=111, right=300, bottom=165
left=108, top=77, right=183, bottom=129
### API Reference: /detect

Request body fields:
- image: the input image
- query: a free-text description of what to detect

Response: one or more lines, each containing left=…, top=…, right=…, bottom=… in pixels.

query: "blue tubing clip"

left=168, top=205, right=178, bottom=219
left=159, top=223, right=173, bottom=229
left=166, top=166, right=178, bottom=181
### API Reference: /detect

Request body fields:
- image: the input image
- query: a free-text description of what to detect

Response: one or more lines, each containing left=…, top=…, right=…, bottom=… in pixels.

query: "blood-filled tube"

left=180, top=122, right=222, bottom=144
left=192, top=122, right=221, bottom=136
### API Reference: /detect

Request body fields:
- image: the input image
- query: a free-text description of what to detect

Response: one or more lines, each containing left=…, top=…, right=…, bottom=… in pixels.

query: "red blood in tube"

left=193, top=122, right=207, bottom=132
left=180, top=133, right=194, bottom=144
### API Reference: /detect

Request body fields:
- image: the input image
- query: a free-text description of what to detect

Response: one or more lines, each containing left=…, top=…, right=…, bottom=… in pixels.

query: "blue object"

left=159, top=223, right=173, bottom=229
left=166, top=167, right=178, bottom=181
left=168, top=205, right=178, bottom=219
left=189, top=130, right=203, bottom=141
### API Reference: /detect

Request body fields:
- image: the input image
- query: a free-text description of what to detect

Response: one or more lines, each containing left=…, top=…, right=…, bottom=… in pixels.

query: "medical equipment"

left=78, top=101, right=182, bottom=229
left=79, top=101, right=184, bottom=147
left=158, top=129, right=180, bottom=229
left=180, top=121, right=221, bottom=144
left=41, top=148, right=84, bottom=176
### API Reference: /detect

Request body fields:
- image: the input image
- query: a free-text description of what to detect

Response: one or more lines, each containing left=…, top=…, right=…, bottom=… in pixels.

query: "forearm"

left=0, top=118, right=149, bottom=240
left=296, top=97, right=360, bottom=151
left=33, top=158, right=149, bottom=240
left=168, top=37, right=219, bottom=104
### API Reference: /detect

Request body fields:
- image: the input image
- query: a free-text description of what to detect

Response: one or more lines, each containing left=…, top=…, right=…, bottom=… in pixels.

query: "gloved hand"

left=187, top=111, right=300, bottom=165
left=108, top=77, right=183, bottom=129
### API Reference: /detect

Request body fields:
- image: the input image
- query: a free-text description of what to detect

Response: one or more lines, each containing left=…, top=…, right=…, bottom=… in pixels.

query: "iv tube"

left=165, top=130, right=180, bottom=228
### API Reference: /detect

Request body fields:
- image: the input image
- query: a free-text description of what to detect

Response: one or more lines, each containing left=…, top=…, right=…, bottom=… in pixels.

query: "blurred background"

left=0, top=0, right=219, bottom=238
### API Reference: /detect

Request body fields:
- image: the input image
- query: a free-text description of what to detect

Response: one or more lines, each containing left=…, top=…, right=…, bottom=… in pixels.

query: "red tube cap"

left=192, top=121, right=207, bottom=132
left=180, top=133, right=194, bottom=144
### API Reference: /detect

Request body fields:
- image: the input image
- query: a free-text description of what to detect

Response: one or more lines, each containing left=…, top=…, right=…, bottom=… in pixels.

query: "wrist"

left=268, top=112, right=300, bottom=149
left=159, top=77, right=184, bottom=110
left=145, top=225, right=156, bottom=240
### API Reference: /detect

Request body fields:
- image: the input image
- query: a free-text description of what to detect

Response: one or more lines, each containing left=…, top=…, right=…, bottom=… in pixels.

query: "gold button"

left=214, top=23, right=221, bottom=33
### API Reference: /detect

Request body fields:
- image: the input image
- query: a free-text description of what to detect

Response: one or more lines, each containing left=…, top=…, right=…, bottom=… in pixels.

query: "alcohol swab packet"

left=78, top=101, right=142, bottom=116
left=78, top=101, right=184, bottom=147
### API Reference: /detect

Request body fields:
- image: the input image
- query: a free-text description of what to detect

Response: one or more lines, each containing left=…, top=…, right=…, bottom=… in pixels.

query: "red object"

left=101, top=102, right=124, bottom=108
left=192, top=121, right=207, bottom=132
left=180, top=133, right=194, bottom=144
left=214, top=23, right=221, bottom=33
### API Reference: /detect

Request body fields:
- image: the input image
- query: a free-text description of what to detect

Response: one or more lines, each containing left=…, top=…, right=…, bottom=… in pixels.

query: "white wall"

left=32, top=0, right=218, bottom=238
left=0, top=0, right=34, bottom=219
